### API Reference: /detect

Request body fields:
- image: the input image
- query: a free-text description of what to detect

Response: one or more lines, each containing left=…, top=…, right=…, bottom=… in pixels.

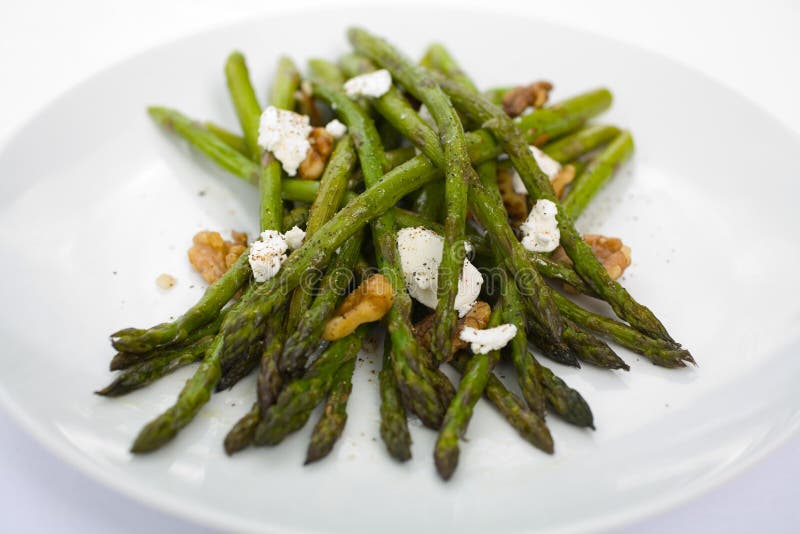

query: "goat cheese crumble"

left=396, top=227, right=482, bottom=317
left=510, top=145, right=563, bottom=194
left=283, top=226, right=306, bottom=249
left=249, top=230, right=288, bottom=282
left=258, top=106, right=312, bottom=176
left=324, top=119, right=347, bottom=139
left=520, top=199, right=560, bottom=252
left=343, top=69, right=392, bottom=98
left=459, top=324, right=518, bottom=354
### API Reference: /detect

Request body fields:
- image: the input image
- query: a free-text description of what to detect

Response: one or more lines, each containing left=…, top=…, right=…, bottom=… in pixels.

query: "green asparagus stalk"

left=552, top=291, right=694, bottom=368
left=451, top=353, right=553, bottom=453
left=433, top=73, right=674, bottom=343
left=224, top=402, right=260, bottom=455
left=130, top=336, right=224, bottom=453
left=538, top=364, right=594, bottom=428
left=224, top=52, right=262, bottom=161
left=501, top=270, right=547, bottom=418
left=280, top=232, right=363, bottom=374
left=561, top=131, right=634, bottom=220
left=97, top=336, right=213, bottom=397
left=109, top=309, right=226, bottom=371
left=434, top=304, right=504, bottom=480
left=305, top=357, right=356, bottom=464
left=516, top=88, right=613, bottom=145
left=254, top=330, right=364, bottom=446
left=308, top=58, right=345, bottom=87
left=542, top=124, right=621, bottom=164
left=204, top=122, right=248, bottom=155
left=146, top=106, right=320, bottom=200
left=562, top=321, right=629, bottom=370
left=378, top=338, right=412, bottom=462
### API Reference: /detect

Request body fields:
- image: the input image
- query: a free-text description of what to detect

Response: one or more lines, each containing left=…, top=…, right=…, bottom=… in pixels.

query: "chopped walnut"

left=294, top=87, right=323, bottom=127
left=502, top=81, right=553, bottom=117
left=188, top=230, right=248, bottom=284
left=551, top=164, right=576, bottom=199
left=322, top=274, right=395, bottom=341
left=155, top=273, right=176, bottom=290
left=552, top=234, right=632, bottom=281
left=496, top=167, right=528, bottom=226
left=414, top=301, right=491, bottom=357
left=297, top=127, right=334, bottom=180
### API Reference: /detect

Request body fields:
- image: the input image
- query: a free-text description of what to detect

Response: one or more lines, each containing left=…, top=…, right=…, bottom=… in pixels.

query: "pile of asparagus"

left=100, top=28, right=693, bottom=480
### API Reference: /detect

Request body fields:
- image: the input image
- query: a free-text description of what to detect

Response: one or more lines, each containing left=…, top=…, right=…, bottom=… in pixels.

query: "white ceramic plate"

left=1, top=6, right=799, bottom=534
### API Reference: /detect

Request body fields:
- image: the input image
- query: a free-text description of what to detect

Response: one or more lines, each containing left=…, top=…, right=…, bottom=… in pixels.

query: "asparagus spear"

left=144, top=106, right=319, bottom=201
left=434, top=304, right=504, bottom=480
left=552, top=291, right=694, bottom=368
left=562, top=321, right=629, bottom=370
left=204, top=121, right=248, bottom=155
left=254, top=330, right=364, bottom=446
left=224, top=52, right=262, bottom=160
left=562, top=131, right=634, bottom=220
left=280, top=232, right=363, bottom=374
left=109, top=309, right=226, bottom=371
left=433, top=73, right=675, bottom=343
left=516, top=88, right=614, bottom=145
left=378, top=338, right=412, bottom=461
left=542, top=124, right=621, bottom=164
left=538, top=364, right=594, bottom=428
left=131, top=336, right=224, bottom=453
left=502, top=270, right=547, bottom=418
left=451, top=353, right=553, bottom=453
left=305, top=358, right=356, bottom=464
left=97, top=336, right=212, bottom=397
left=224, top=402, right=260, bottom=455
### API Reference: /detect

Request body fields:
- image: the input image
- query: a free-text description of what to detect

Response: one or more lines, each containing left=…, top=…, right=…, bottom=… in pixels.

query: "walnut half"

left=188, top=230, right=248, bottom=284
left=497, top=168, right=528, bottom=227
left=414, top=301, right=491, bottom=357
left=322, top=274, right=395, bottom=341
left=553, top=234, right=632, bottom=281
left=502, top=81, right=553, bottom=117
left=297, top=127, right=334, bottom=180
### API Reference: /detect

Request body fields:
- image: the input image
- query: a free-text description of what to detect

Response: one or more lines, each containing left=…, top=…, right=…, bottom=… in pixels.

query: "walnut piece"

left=552, top=234, right=632, bottom=281
left=297, top=127, right=334, bottom=180
left=322, top=274, right=395, bottom=341
left=414, top=301, right=491, bottom=356
left=155, top=273, right=176, bottom=289
left=502, top=81, right=553, bottom=117
left=188, top=230, right=248, bottom=284
left=496, top=167, right=528, bottom=226
left=551, top=164, right=576, bottom=199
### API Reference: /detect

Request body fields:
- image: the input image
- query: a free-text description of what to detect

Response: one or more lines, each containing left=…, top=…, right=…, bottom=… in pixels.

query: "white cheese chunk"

left=396, top=227, right=482, bottom=317
left=510, top=146, right=563, bottom=195
left=258, top=106, right=312, bottom=176
left=520, top=199, right=560, bottom=252
left=248, top=230, right=289, bottom=282
left=324, top=119, right=347, bottom=139
left=459, top=324, right=518, bottom=354
left=283, top=226, right=306, bottom=249
left=343, top=69, right=392, bottom=98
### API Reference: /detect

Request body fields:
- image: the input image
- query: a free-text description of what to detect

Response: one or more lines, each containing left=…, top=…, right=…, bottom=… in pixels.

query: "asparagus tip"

left=434, top=446, right=459, bottom=481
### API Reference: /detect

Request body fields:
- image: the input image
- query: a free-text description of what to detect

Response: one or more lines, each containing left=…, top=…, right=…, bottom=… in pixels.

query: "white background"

left=0, top=0, right=798, bottom=532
